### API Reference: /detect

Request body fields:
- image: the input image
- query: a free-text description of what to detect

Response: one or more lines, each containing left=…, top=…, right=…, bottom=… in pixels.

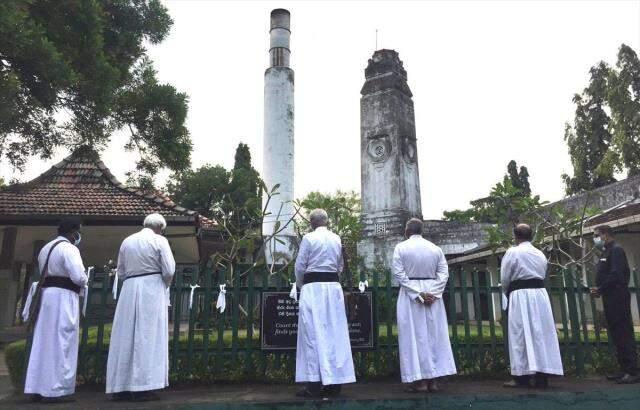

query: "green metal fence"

left=67, top=265, right=640, bottom=384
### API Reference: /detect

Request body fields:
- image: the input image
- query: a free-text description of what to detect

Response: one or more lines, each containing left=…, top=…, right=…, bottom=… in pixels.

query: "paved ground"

left=1, top=376, right=639, bottom=409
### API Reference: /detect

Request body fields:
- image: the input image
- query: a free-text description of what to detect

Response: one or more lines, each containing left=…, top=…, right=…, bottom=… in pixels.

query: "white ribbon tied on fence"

left=189, top=284, right=200, bottom=310
left=83, top=266, right=94, bottom=317
left=112, top=269, right=119, bottom=300
left=289, top=282, right=297, bottom=301
left=216, top=284, right=226, bottom=313
left=358, top=280, right=369, bottom=293
left=22, top=282, right=39, bottom=322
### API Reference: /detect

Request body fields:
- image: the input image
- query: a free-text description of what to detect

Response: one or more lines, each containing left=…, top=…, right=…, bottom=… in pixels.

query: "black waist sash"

left=407, top=277, right=435, bottom=280
left=303, top=272, right=339, bottom=285
left=41, top=276, right=81, bottom=294
left=123, top=271, right=162, bottom=282
left=507, top=278, right=545, bottom=297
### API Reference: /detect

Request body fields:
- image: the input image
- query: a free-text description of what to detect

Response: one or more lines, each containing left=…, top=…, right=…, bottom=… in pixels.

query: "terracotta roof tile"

left=0, top=147, right=217, bottom=227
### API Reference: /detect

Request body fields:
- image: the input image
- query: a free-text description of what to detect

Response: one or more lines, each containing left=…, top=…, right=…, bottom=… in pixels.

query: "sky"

left=3, top=0, right=640, bottom=219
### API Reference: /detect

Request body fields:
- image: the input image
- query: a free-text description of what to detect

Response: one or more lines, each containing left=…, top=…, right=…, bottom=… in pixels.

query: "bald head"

left=513, top=223, right=533, bottom=244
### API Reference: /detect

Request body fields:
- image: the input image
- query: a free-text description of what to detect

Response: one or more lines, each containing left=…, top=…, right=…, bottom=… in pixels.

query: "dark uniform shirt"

left=596, top=241, right=630, bottom=292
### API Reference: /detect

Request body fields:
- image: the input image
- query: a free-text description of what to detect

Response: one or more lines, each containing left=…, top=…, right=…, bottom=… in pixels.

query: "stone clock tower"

left=358, top=49, right=423, bottom=268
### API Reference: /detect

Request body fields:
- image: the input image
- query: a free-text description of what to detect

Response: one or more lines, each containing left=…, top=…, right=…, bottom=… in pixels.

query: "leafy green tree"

left=606, top=44, right=640, bottom=175
left=227, top=143, right=262, bottom=228
left=443, top=161, right=535, bottom=223
left=165, top=143, right=262, bottom=224
left=506, top=160, right=531, bottom=196
left=166, top=165, right=229, bottom=218
left=0, top=0, right=191, bottom=183
left=562, top=62, right=616, bottom=194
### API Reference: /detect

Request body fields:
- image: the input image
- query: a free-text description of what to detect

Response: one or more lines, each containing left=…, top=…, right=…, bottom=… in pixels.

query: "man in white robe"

left=501, top=223, right=563, bottom=388
left=295, top=209, right=356, bottom=398
left=24, top=218, right=88, bottom=402
left=393, top=218, right=456, bottom=393
left=106, top=213, right=176, bottom=401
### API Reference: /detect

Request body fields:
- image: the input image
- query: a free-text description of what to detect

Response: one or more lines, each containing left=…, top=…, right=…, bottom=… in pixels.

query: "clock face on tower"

left=367, top=136, right=391, bottom=163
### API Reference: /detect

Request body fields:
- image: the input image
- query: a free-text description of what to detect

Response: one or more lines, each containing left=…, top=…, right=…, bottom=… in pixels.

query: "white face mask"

left=593, top=237, right=604, bottom=249
left=73, top=232, right=82, bottom=246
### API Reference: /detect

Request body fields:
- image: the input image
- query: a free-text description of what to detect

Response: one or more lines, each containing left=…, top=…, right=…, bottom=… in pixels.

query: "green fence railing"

left=57, top=265, right=640, bottom=384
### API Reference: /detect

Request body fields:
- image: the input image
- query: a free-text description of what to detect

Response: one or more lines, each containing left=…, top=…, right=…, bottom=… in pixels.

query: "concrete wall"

left=551, top=174, right=640, bottom=213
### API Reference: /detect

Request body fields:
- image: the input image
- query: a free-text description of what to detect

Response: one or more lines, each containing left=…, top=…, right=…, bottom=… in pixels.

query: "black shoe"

left=616, top=374, right=640, bottom=384
left=321, top=384, right=342, bottom=397
left=606, top=373, right=625, bottom=381
left=503, top=379, right=530, bottom=388
left=41, top=395, right=76, bottom=403
left=296, top=387, right=320, bottom=398
left=30, top=394, right=42, bottom=402
left=131, top=391, right=161, bottom=402
left=534, top=374, right=549, bottom=389
left=112, top=391, right=133, bottom=401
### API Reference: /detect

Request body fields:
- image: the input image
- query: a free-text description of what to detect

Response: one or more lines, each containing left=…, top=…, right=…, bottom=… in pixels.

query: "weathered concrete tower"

left=358, top=50, right=423, bottom=268
left=262, top=9, right=295, bottom=265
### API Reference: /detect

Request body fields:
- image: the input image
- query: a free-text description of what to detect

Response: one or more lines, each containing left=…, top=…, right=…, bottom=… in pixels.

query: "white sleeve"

left=159, top=237, right=176, bottom=285
left=116, top=242, right=126, bottom=279
left=500, top=249, right=515, bottom=294
left=65, top=246, right=88, bottom=287
left=294, top=236, right=310, bottom=288
left=430, top=250, right=449, bottom=298
left=392, top=245, right=422, bottom=300
left=336, top=236, right=344, bottom=274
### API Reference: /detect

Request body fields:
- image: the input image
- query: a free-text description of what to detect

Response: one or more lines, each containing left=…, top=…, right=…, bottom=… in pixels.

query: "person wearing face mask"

left=590, top=225, right=639, bottom=384
left=500, top=224, right=563, bottom=389
left=24, top=218, right=88, bottom=403
left=106, top=213, right=176, bottom=401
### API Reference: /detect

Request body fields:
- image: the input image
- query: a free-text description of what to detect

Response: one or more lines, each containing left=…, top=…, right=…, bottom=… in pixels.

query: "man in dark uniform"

left=590, top=225, right=639, bottom=384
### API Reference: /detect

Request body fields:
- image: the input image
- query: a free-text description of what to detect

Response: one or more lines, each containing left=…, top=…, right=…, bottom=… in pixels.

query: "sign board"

left=261, top=291, right=374, bottom=351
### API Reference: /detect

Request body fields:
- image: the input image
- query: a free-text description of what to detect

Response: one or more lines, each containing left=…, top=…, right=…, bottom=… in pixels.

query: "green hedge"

left=5, top=326, right=624, bottom=389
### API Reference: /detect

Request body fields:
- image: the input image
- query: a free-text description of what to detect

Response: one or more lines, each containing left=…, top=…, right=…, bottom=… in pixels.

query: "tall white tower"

left=262, top=9, right=295, bottom=265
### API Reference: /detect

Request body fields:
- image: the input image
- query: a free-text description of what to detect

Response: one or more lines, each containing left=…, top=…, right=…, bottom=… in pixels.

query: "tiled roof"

left=0, top=147, right=214, bottom=225
left=585, top=198, right=640, bottom=227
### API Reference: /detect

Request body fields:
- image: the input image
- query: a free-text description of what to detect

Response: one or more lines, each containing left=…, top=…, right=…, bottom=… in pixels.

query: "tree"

left=165, top=143, right=261, bottom=224
left=562, top=62, right=617, bottom=195
left=606, top=44, right=640, bottom=175
left=443, top=161, right=535, bottom=223
left=227, top=143, right=262, bottom=228
left=165, top=165, right=229, bottom=218
left=506, top=160, right=531, bottom=196
left=0, top=0, right=191, bottom=184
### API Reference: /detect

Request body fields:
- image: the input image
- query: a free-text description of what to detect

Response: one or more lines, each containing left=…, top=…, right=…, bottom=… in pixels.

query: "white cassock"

left=106, top=228, right=176, bottom=393
left=24, top=237, right=88, bottom=397
left=393, top=235, right=457, bottom=383
left=501, top=242, right=563, bottom=377
left=294, top=227, right=356, bottom=385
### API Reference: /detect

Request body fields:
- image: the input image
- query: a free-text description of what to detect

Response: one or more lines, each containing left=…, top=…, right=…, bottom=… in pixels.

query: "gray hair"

left=309, top=209, right=328, bottom=229
left=405, top=218, right=423, bottom=236
left=144, top=213, right=167, bottom=230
